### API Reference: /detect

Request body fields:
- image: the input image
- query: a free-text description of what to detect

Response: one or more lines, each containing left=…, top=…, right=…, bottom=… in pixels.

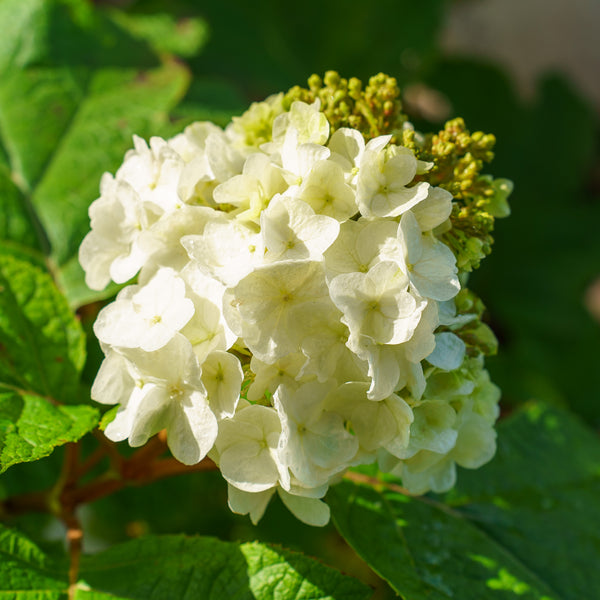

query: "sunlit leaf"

left=0, top=525, right=372, bottom=600
left=330, top=402, right=599, bottom=599
left=0, top=253, right=97, bottom=471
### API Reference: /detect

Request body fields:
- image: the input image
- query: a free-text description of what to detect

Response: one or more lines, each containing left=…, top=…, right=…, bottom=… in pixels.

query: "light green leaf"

left=0, top=0, right=193, bottom=306
left=77, top=536, right=372, bottom=600
left=0, top=253, right=85, bottom=401
left=108, top=11, right=209, bottom=58
left=329, top=402, right=599, bottom=600
left=31, top=63, right=189, bottom=268
left=55, top=256, right=123, bottom=310
left=0, top=525, right=372, bottom=600
left=0, top=0, right=157, bottom=189
left=0, top=389, right=98, bottom=473
left=0, top=253, right=98, bottom=471
left=0, top=523, right=68, bottom=599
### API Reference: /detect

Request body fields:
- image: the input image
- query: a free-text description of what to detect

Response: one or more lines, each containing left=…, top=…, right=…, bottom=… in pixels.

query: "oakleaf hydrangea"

left=81, top=72, right=510, bottom=526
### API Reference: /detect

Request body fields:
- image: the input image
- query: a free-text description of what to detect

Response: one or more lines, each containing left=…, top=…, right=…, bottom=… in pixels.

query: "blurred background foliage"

left=1, top=0, right=598, bottom=596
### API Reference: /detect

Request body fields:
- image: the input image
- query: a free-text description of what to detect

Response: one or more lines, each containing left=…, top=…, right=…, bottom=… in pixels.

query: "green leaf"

left=0, top=164, right=45, bottom=253
left=0, top=253, right=85, bottom=401
left=0, top=0, right=194, bottom=306
left=108, top=10, right=209, bottom=58
left=78, top=535, right=372, bottom=600
left=329, top=402, right=599, bottom=600
left=0, top=524, right=68, bottom=599
left=0, top=0, right=157, bottom=189
left=55, top=256, right=123, bottom=310
left=31, top=63, right=189, bottom=268
left=0, top=525, right=372, bottom=600
left=0, top=389, right=98, bottom=473
left=0, top=253, right=98, bottom=471
left=446, top=403, right=600, bottom=600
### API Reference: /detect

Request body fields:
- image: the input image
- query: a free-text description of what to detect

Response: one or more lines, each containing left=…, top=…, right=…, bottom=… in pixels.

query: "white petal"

left=168, top=391, right=218, bottom=464
left=427, top=332, right=466, bottom=371
left=227, top=484, right=275, bottom=524
left=278, top=489, right=330, bottom=527
left=202, top=351, right=243, bottom=419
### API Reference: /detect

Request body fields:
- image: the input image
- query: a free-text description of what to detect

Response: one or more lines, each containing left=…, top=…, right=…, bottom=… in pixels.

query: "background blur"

left=5, top=0, right=599, bottom=596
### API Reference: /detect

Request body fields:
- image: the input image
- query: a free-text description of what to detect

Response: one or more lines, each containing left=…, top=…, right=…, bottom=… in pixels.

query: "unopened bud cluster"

left=80, top=73, right=508, bottom=526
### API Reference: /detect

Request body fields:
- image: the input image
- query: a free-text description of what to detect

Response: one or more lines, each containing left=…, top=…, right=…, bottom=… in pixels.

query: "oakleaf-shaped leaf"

left=329, top=402, right=599, bottom=599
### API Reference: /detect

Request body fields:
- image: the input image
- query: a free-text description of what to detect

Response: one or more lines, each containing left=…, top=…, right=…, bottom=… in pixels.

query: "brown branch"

left=62, top=443, right=81, bottom=486
left=134, top=456, right=217, bottom=482
left=123, top=429, right=169, bottom=475
left=0, top=430, right=218, bottom=597
left=92, top=429, right=123, bottom=468
left=63, top=474, right=124, bottom=509
left=63, top=512, right=82, bottom=600
left=0, top=490, right=50, bottom=517
left=344, top=471, right=414, bottom=497
left=74, top=444, right=109, bottom=479
left=343, top=470, right=466, bottom=518
left=0, top=431, right=218, bottom=520
left=65, top=456, right=218, bottom=507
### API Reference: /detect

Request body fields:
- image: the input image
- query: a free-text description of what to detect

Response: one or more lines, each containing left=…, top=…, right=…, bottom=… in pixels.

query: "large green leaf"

left=329, top=402, right=600, bottom=599
left=0, top=523, right=68, bottom=599
left=78, top=535, right=372, bottom=600
left=0, top=0, right=193, bottom=306
left=0, top=525, right=372, bottom=600
left=0, top=252, right=98, bottom=472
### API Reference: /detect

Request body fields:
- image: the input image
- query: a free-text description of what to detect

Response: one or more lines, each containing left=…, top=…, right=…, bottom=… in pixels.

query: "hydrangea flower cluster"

left=81, top=73, right=509, bottom=526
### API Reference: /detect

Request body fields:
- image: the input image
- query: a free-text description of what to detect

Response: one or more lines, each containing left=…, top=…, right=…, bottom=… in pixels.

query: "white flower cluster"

left=81, top=98, right=500, bottom=526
